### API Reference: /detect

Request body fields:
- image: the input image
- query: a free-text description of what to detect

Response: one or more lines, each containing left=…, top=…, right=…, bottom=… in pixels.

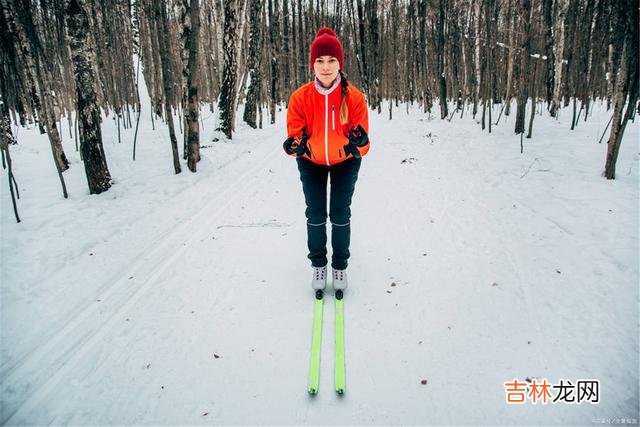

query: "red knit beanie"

left=309, top=27, right=344, bottom=70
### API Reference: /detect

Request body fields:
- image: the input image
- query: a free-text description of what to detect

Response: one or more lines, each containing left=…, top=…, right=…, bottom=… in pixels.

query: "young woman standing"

left=284, top=27, right=370, bottom=292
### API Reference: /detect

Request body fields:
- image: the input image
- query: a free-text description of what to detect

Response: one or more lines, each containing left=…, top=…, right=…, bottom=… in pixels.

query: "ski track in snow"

left=2, top=140, right=283, bottom=424
left=0, top=142, right=272, bottom=374
left=1, top=102, right=638, bottom=425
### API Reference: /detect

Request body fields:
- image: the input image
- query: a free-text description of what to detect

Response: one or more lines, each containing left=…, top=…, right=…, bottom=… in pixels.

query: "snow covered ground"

left=1, top=93, right=638, bottom=425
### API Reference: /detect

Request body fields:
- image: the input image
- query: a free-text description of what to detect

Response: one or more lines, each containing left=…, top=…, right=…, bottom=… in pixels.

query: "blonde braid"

left=339, top=70, right=349, bottom=125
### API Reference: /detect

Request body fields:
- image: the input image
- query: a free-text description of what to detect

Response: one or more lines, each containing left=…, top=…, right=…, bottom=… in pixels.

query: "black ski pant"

left=296, top=156, right=362, bottom=270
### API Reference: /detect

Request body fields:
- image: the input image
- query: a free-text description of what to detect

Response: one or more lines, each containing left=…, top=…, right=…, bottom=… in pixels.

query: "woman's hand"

left=348, top=124, right=369, bottom=147
left=343, top=124, right=369, bottom=158
left=283, top=133, right=311, bottom=157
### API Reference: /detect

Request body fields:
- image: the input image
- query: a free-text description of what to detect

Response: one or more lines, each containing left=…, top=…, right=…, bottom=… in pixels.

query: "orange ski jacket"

left=286, top=79, right=370, bottom=166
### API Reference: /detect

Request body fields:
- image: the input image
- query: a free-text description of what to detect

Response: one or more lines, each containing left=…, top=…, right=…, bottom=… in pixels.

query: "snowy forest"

left=1, top=0, right=638, bottom=217
left=1, top=1, right=639, bottom=425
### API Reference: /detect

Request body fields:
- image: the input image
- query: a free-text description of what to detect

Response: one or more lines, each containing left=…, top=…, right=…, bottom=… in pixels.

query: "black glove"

left=348, top=124, right=369, bottom=147
left=343, top=124, right=369, bottom=159
left=283, top=133, right=310, bottom=157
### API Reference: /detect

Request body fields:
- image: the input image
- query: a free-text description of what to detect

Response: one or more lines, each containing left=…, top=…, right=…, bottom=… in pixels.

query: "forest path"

left=2, top=103, right=638, bottom=425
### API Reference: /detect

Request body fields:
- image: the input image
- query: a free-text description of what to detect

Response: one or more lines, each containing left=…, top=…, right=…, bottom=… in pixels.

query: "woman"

left=284, top=27, right=370, bottom=292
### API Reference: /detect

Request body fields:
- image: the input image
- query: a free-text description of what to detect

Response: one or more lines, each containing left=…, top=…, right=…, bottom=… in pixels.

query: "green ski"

left=308, top=290, right=324, bottom=395
left=335, top=289, right=345, bottom=394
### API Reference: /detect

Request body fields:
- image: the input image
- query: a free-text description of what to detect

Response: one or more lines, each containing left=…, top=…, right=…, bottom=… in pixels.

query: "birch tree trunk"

left=41, top=91, right=69, bottom=198
left=367, top=0, right=381, bottom=112
left=542, top=0, right=554, bottom=106
left=459, top=5, right=469, bottom=109
left=154, top=0, right=181, bottom=173
left=437, top=0, right=448, bottom=119
left=37, top=61, right=70, bottom=176
left=66, top=0, right=111, bottom=194
left=219, top=0, right=238, bottom=138
left=504, top=0, right=515, bottom=115
left=0, top=92, right=20, bottom=222
left=181, top=0, right=201, bottom=172
left=472, top=0, right=481, bottom=117
left=515, top=0, right=532, bottom=134
left=605, top=2, right=618, bottom=110
left=550, top=0, right=569, bottom=117
left=297, top=0, right=306, bottom=86
left=356, top=0, right=370, bottom=97
left=603, top=0, right=638, bottom=179
left=583, top=0, right=602, bottom=120
left=2, top=0, right=70, bottom=197
left=243, top=0, right=262, bottom=128
left=267, top=0, right=279, bottom=124
left=527, top=59, right=538, bottom=138
left=282, top=0, right=291, bottom=89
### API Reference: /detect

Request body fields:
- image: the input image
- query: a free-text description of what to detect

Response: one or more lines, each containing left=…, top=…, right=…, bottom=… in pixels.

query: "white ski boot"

left=333, top=268, right=348, bottom=290
left=311, top=266, right=327, bottom=290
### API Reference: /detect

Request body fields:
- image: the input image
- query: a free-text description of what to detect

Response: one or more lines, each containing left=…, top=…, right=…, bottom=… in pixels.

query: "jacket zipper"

left=324, top=94, right=330, bottom=166
left=332, top=105, right=335, bottom=131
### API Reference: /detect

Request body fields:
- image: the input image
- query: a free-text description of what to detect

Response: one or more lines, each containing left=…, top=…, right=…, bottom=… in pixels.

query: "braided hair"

left=339, top=70, right=349, bottom=125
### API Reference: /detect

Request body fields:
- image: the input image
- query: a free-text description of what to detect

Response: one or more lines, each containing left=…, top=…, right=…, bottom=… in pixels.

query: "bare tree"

left=549, top=0, right=569, bottom=117
left=472, top=0, right=481, bottom=117
left=180, top=0, right=201, bottom=172
left=542, top=0, right=554, bottom=107
left=603, top=0, right=638, bottom=179
left=267, top=0, right=279, bottom=124
left=154, top=0, right=181, bottom=173
left=367, top=0, right=381, bottom=112
left=2, top=0, right=70, bottom=198
left=219, top=0, right=238, bottom=138
left=514, top=0, right=532, bottom=135
left=66, top=0, right=112, bottom=194
left=243, top=0, right=262, bottom=128
left=0, top=92, right=20, bottom=222
left=503, top=0, right=516, bottom=116
left=437, top=0, right=448, bottom=119
left=356, top=0, right=370, bottom=98
left=282, top=0, right=291, bottom=89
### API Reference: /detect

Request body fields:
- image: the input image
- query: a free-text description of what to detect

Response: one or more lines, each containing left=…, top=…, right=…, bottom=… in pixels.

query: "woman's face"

left=314, top=55, right=340, bottom=88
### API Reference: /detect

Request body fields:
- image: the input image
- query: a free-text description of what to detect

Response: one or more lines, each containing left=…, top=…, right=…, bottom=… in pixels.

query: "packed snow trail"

left=1, top=102, right=638, bottom=425
left=2, top=136, right=285, bottom=423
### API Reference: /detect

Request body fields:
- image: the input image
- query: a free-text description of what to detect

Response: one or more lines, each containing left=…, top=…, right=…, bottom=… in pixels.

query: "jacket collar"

left=313, top=73, right=341, bottom=95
